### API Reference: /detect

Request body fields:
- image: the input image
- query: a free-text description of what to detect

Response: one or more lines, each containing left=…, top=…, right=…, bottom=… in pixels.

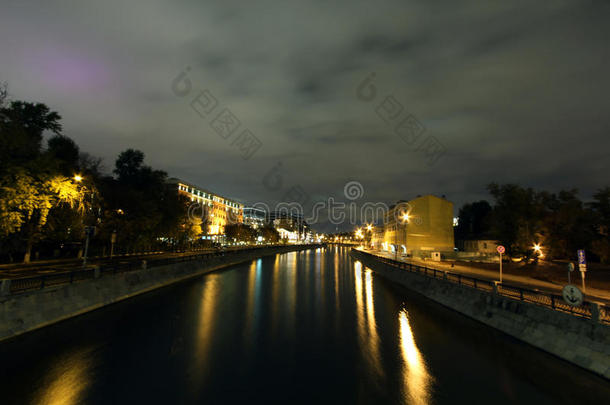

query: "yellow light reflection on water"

left=364, top=269, right=382, bottom=376
left=353, top=261, right=383, bottom=378
left=399, top=309, right=432, bottom=405
left=192, top=273, right=221, bottom=386
left=34, top=347, right=93, bottom=405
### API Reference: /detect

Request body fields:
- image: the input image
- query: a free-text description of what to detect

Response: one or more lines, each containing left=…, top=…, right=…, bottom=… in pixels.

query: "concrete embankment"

left=351, top=249, right=610, bottom=380
left=0, top=245, right=321, bottom=343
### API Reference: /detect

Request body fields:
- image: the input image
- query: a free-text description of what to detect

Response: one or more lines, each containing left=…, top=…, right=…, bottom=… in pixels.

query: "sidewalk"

left=362, top=249, right=610, bottom=305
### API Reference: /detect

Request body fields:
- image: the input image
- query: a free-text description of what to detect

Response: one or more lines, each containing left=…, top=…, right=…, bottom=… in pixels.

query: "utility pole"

left=496, top=245, right=505, bottom=284
left=110, top=230, right=117, bottom=258
left=83, top=226, right=95, bottom=267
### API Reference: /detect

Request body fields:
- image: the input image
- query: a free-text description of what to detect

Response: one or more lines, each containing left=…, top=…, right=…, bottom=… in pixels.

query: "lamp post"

left=394, top=213, right=410, bottom=261
left=110, top=230, right=117, bottom=258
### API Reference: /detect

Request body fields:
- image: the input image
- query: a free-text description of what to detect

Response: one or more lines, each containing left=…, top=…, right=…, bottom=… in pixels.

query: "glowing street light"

left=366, top=224, right=372, bottom=231
left=355, top=228, right=364, bottom=239
left=394, top=213, right=411, bottom=261
left=533, top=243, right=544, bottom=259
left=73, top=174, right=83, bottom=182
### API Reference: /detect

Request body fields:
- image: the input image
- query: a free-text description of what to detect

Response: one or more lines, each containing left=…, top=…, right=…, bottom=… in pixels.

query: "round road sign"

left=562, top=285, right=584, bottom=306
left=497, top=245, right=505, bottom=254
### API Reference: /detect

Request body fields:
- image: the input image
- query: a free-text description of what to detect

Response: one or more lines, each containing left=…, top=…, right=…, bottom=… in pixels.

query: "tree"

left=113, top=149, right=145, bottom=183
left=225, top=223, right=255, bottom=243
left=0, top=100, right=62, bottom=171
left=487, top=183, right=542, bottom=258
left=47, top=135, right=80, bottom=176
left=0, top=99, right=76, bottom=262
left=260, top=226, right=280, bottom=243
left=455, top=200, right=492, bottom=240
left=537, top=189, right=594, bottom=259
left=590, top=187, right=610, bottom=263
left=97, top=149, right=188, bottom=253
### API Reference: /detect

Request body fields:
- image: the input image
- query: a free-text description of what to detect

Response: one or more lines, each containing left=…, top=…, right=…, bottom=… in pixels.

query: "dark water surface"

left=1, top=247, right=608, bottom=404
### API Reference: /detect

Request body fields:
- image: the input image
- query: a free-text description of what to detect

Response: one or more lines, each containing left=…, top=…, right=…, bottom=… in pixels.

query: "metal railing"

left=2, top=244, right=323, bottom=296
left=356, top=250, right=609, bottom=325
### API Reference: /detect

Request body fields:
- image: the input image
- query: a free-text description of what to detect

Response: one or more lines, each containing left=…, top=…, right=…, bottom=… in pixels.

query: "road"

left=0, top=247, right=257, bottom=279
left=361, top=248, right=610, bottom=305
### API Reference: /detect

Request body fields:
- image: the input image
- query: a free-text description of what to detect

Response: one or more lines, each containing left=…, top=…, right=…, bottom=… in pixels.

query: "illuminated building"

left=243, top=207, right=267, bottom=229
left=372, top=195, right=454, bottom=257
left=267, top=210, right=310, bottom=242
left=167, top=178, right=243, bottom=238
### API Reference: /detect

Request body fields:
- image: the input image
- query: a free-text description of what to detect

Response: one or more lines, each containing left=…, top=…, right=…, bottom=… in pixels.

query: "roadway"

left=360, top=248, right=610, bottom=306
left=0, top=247, right=262, bottom=279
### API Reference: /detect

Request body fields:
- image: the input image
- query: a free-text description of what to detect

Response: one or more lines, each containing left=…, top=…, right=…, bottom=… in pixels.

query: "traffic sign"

left=497, top=245, right=505, bottom=254
left=577, top=249, right=586, bottom=265
left=562, top=285, right=584, bottom=306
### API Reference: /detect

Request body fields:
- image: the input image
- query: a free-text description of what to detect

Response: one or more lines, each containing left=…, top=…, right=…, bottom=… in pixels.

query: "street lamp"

left=74, top=174, right=83, bottom=182
left=395, top=213, right=410, bottom=261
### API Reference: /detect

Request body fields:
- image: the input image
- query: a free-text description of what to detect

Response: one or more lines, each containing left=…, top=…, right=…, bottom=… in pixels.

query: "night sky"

left=2, top=1, right=609, bottom=231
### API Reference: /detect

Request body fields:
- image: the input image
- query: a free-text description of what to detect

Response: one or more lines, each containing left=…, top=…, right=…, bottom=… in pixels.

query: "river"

left=0, top=246, right=608, bottom=404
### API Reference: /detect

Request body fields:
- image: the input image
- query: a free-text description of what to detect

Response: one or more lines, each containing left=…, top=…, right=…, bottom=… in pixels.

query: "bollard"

left=443, top=271, right=448, bottom=281
left=0, top=279, right=11, bottom=296
left=141, top=260, right=147, bottom=270
left=493, top=281, right=499, bottom=294
left=93, top=266, right=101, bottom=279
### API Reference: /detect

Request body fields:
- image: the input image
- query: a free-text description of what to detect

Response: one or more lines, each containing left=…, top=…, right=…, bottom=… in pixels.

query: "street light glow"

left=73, top=174, right=83, bottom=182
left=401, top=213, right=410, bottom=222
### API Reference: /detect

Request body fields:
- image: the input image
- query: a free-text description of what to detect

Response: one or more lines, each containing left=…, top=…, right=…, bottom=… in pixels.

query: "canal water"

left=0, top=246, right=608, bottom=404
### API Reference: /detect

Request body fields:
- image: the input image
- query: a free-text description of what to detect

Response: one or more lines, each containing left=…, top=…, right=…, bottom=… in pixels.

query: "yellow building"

left=168, top=178, right=243, bottom=236
left=374, top=195, right=454, bottom=256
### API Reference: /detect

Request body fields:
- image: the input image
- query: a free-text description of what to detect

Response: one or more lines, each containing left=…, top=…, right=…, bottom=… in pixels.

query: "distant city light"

left=73, top=174, right=83, bottom=182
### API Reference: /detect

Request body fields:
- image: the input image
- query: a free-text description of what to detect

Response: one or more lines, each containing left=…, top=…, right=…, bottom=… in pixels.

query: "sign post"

left=577, top=249, right=587, bottom=293
left=83, top=226, right=96, bottom=267
left=497, top=245, right=505, bottom=284
left=110, top=230, right=117, bottom=259
left=567, top=262, right=574, bottom=284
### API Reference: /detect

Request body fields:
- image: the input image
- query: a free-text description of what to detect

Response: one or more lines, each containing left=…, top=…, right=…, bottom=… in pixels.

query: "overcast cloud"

left=2, top=0, right=609, bottom=230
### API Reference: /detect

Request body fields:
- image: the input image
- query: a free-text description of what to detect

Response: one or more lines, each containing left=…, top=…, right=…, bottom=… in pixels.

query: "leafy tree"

left=260, top=225, right=280, bottom=243
left=47, top=135, right=80, bottom=176
left=0, top=100, right=61, bottom=171
left=590, top=187, right=610, bottom=263
left=487, top=183, right=542, bottom=258
left=97, top=149, right=188, bottom=253
left=0, top=98, right=83, bottom=262
left=455, top=200, right=492, bottom=240
left=225, top=223, right=255, bottom=243
left=537, top=189, right=594, bottom=259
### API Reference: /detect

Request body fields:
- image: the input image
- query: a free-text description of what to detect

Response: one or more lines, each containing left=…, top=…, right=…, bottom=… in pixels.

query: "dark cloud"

left=1, top=0, right=609, bottom=231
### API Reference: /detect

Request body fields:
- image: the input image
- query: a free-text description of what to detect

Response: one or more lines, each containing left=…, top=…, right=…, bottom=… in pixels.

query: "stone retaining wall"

left=0, top=245, right=318, bottom=343
left=351, top=249, right=610, bottom=380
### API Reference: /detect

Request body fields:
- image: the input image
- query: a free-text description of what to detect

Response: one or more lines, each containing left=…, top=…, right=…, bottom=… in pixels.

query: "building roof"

left=167, top=177, right=243, bottom=206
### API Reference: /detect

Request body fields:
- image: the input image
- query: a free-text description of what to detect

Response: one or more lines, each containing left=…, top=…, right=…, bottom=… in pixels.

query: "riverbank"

left=0, top=244, right=323, bottom=343
left=351, top=248, right=610, bottom=380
